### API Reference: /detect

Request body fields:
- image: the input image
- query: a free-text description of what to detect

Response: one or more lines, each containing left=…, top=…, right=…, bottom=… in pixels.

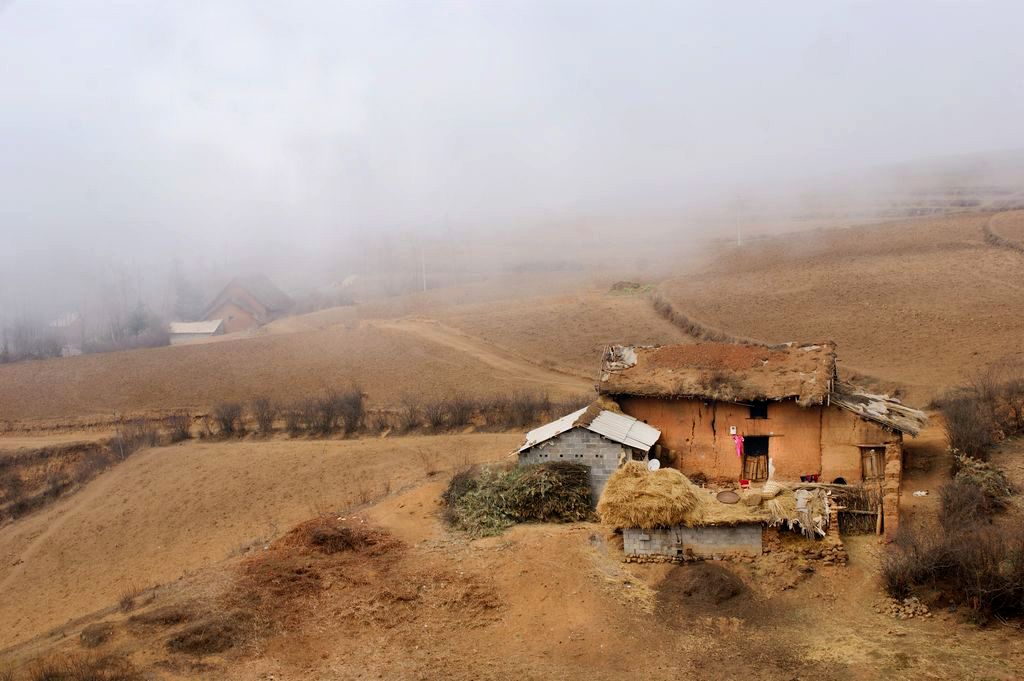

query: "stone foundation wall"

left=518, top=428, right=629, bottom=502
left=623, top=524, right=763, bottom=558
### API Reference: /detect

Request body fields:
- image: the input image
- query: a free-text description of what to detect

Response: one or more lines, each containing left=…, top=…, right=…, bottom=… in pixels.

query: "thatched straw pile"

left=597, top=462, right=705, bottom=529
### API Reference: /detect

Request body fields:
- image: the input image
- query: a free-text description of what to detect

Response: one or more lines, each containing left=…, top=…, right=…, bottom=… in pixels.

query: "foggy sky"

left=2, top=0, right=1024, bottom=285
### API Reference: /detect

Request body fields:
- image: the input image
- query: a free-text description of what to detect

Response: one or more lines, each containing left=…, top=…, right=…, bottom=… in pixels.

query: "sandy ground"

left=0, top=433, right=520, bottom=647
left=659, top=212, right=1024, bottom=403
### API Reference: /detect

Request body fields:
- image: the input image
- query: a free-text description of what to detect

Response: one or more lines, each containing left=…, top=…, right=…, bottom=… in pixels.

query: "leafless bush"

left=251, top=397, right=277, bottom=436
left=398, top=394, right=422, bottom=432
left=111, top=419, right=160, bottom=458
left=118, top=583, right=144, bottom=613
left=416, top=448, right=439, bottom=476
left=79, top=622, right=114, bottom=648
left=212, top=402, right=244, bottom=437
left=166, top=411, right=191, bottom=443
left=0, top=471, right=24, bottom=503
left=939, top=480, right=988, bottom=530
left=27, top=655, right=142, bottom=681
left=507, top=391, right=549, bottom=429
left=368, top=411, right=392, bottom=434
left=550, top=393, right=591, bottom=417
left=941, top=392, right=995, bottom=459
left=445, top=395, right=476, bottom=429
left=309, top=391, right=343, bottom=435
left=423, top=400, right=447, bottom=430
left=283, top=405, right=303, bottom=437
left=337, top=388, right=365, bottom=435
left=881, top=521, right=1024, bottom=620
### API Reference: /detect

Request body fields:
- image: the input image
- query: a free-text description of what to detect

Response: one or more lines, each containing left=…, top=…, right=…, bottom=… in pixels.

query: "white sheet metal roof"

left=518, top=407, right=661, bottom=453
left=169, top=320, right=224, bottom=335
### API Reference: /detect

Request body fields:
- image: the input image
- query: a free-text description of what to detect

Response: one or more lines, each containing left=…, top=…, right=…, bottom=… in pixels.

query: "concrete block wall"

left=518, top=428, right=628, bottom=502
left=623, top=524, right=763, bottom=558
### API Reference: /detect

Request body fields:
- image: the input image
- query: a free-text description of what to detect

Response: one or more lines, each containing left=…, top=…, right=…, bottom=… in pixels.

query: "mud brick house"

left=203, top=275, right=292, bottom=333
left=598, top=342, right=927, bottom=536
left=518, top=403, right=661, bottom=501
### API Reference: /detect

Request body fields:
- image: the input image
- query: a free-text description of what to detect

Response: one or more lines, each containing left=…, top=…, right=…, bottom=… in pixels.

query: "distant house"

left=203, top=275, right=292, bottom=333
left=169, top=319, right=225, bottom=345
left=598, top=341, right=928, bottom=537
left=518, top=402, right=662, bottom=501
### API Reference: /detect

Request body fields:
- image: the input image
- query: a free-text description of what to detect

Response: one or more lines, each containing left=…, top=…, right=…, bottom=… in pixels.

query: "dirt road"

left=369, top=319, right=595, bottom=394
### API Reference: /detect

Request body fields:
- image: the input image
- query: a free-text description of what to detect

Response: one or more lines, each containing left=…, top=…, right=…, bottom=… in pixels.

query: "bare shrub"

left=283, top=405, right=303, bottom=437
left=416, top=448, right=439, bottom=476
left=445, top=395, right=476, bottom=429
left=507, top=391, right=549, bottom=429
left=939, top=480, right=987, bottom=530
left=251, top=397, right=277, bottom=436
left=212, top=402, right=244, bottom=437
left=27, top=655, right=142, bottom=681
left=309, top=391, right=343, bottom=435
left=79, top=622, right=114, bottom=648
left=337, top=388, right=365, bottom=435
left=941, top=392, right=995, bottom=459
left=423, top=400, right=447, bottom=430
left=111, top=419, right=160, bottom=458
left=118, top=583, right=144, bottom=613
left=881, top=521, right=1024, bottom=620
left=165, top=612, right=250, bottom=655
left=0, top=471, right=24, bottom=503
left=165, top=412, right=191, bottom=443
left=398, top=394, right=422, bottom=432
left=368, top=411, right=392, bottom=434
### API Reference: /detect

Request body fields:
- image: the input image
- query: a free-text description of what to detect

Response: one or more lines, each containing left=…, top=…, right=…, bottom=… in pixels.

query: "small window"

left=748, top=401, right=769, bottom=419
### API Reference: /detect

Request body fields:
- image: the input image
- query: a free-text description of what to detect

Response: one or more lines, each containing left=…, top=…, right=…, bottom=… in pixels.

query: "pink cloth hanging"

left=732, top=433, right=744, bottom=458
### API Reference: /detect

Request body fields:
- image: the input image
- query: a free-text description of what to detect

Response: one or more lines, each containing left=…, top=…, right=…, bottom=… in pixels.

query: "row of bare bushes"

left=200, top=390, right=591, bottom=439
left=939, top=363, right=1024, bottom=459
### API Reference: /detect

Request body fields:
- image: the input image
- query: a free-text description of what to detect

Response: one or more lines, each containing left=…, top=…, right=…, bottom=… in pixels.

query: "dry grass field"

left=659, top=212, right=1024, bottom=403
left=0, top=321, right=592, bottom=427
left=0, top=434, right=520, bottom=648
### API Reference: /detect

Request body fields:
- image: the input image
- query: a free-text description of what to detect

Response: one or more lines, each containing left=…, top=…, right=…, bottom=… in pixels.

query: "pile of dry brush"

left=442, top=462, right=593, bottom=536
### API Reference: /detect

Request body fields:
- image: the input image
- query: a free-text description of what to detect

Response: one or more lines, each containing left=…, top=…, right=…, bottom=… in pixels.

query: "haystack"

left=597, top=462, right=704, bottom=529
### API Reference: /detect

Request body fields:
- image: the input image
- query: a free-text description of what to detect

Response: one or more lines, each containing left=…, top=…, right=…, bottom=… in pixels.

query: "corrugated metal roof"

left=588, top=410, right=661, bottom=451
left=518, top=407, right=661, bottom=453
left=169, top=320, right=224, bottom=335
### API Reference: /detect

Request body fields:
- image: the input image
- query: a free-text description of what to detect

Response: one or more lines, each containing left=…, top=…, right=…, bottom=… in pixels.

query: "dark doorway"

left=743, top=436, right=769, bottom=481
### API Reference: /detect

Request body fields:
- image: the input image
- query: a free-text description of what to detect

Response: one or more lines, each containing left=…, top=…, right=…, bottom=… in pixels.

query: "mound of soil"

left=655, top=563, right=749, bottom=626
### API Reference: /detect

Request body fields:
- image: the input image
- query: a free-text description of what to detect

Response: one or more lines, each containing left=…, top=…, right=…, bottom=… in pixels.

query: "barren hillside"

left=659, top=212, right=1024, bottom=402
left=0, top=434, right=520, bottom=647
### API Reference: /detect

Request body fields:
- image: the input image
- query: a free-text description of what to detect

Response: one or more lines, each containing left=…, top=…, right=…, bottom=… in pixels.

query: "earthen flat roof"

left=599, top=341, right=837, bottom=406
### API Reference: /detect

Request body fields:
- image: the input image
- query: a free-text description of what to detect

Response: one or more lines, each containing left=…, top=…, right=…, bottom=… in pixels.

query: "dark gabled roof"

left=599, top=342, right=837, bottom=406
left=204, top=275, right=292, bottom=318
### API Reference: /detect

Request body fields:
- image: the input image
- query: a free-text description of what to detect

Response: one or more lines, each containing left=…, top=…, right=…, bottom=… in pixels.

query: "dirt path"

left=369, top=319, right=595, bottom=394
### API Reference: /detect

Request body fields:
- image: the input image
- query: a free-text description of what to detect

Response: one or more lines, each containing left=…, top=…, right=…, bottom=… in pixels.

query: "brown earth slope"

left=660, top=212, right=1024, bottom=402
left=0, top=433, right=520, bottom=647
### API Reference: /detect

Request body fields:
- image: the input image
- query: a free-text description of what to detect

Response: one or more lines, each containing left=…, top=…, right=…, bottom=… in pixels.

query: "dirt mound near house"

left=655, top=563, right=749, bottom=625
